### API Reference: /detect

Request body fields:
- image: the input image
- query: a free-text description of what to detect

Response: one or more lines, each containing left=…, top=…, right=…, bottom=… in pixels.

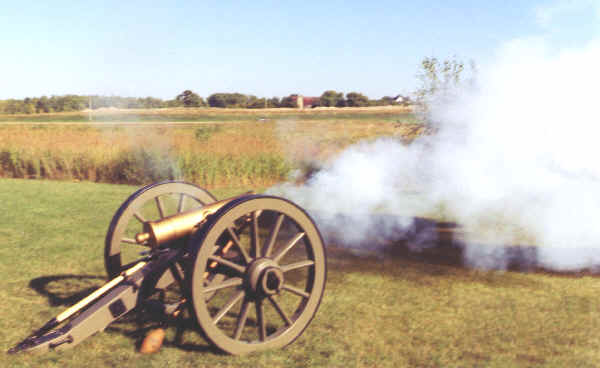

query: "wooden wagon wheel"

left=189, top=195, right=327, bottom=354
left=104, top=181, right=217, bottom=288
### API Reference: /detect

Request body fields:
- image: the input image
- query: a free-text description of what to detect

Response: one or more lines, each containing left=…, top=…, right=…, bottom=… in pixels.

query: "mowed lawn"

left=2, top=178, right=600, bottom=367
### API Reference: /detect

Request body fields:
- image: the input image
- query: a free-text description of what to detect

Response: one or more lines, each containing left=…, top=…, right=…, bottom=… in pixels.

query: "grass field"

left=0, top=107, right=421, bottom=188
left=2, top=178, right=600, bottom=367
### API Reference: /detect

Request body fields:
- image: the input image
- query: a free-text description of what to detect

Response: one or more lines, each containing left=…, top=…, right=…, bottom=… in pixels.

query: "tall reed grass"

left=0, top=115, right=418, bottom=187
left=0, top=147, right=290, bottom=186
left=0, top=124, right=293, bottom=187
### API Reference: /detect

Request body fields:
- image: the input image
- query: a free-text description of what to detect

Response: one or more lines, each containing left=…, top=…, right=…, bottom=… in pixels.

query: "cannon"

left=8, top=181, right=327, bottom=355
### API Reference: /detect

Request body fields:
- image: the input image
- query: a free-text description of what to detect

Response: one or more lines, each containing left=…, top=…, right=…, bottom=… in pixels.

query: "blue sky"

left=1, top=0, right=598, bottom=100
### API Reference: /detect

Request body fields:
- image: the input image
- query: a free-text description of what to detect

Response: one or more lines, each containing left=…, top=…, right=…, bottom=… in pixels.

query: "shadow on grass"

left=29, top=274, right=105, bottom=307
left=27, top=274, right=221, bottom=354
left=326, top=215, right=600, bottom=277
left=385, top=217, right=539, bottom=272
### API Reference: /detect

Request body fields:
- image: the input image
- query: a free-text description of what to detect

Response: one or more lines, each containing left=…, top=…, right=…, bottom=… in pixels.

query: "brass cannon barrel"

left=135, top=192, right=252, bottom=248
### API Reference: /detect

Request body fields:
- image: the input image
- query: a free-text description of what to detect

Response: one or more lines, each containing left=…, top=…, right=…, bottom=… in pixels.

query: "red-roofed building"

left=292, top=95, right=320, bottom=108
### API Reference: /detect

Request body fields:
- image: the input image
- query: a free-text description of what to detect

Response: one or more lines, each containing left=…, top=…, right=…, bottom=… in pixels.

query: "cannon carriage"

left=9, top=181, right=326, bottom=355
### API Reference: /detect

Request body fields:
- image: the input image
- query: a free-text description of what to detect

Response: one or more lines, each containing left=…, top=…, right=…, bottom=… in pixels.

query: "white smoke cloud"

left=427, top=37, right=600, bottom=270
left=269, top=138, right=431, bottom=252
left=269, top=9, right=600, bottom=272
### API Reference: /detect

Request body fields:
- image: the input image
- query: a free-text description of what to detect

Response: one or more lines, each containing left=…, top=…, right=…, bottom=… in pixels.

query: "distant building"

left=292, top=95, right=320, bottom=108
left=394, top=95, right=406, bottom=104
left=393, top=95, right=412, bottom=105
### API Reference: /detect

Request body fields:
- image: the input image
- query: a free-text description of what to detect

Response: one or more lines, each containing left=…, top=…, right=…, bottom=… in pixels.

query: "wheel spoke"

left=263, top=213, right=284, bottom=257
left=155, top=197, right=165, bottom=219
left=207, top=256, right=246, bottom=274
left=227, top=227, right=251, bottom=264
left=213, top=290, right=244, bottom=324
left=282, top=284, right=310, bottom=298
left=204, top=274, right=227, bottom=302
left=203, top=277, right=243, bottom=294
left=121, top=237, right=140, bottom=245
left=273, top=232, right=305, bottom=263
left=251, top=211, right=260, bottom=259
left=133, top=211, right=146, bottom=224
left=189, top=196, right=204, bottom=206
left=282, top=259, right=315, bottom=273
left=268, top=295, right=292, bottom=326
left=256, top=299, right=266, bottom=341
left=177, top=193, right=185, bottom=213
left=234, top=299, right=250, bottom=340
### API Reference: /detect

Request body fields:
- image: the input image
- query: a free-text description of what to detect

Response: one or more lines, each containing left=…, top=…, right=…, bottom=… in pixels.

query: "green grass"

left=2, top=179, right=600, bottom=367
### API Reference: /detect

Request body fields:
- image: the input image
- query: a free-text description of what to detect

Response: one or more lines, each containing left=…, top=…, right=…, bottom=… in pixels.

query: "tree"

left=140, top=97, right=165, bottom=108
left=208, top=93, right=248, bottom=108
left=247, top=97, right=267, bottom=109
left=280, top=95, right=297, bottom=108
left=176, top=90, right=204, bottom=107
left=36, top=96, right=50, bottom=113
left=207, top=93, right=226, bottom=108
left=166, top=99, right=183, bottom=107
left=23, top=102, right=35, bottom=114
left=4, top=100, right=19, bottom=114
left=319, top=90, right=344, bottom=107
left=345, top=92, right=368, bottom=107
left=414, top=56, right=470, bottom=108
left=0, top=94, right=175, bottom=114
left=224, top=93, right=248, bottom=108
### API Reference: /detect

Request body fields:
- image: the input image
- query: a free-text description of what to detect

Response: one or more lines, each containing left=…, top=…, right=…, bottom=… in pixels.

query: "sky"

left=1, top=0, right=598, bottom=100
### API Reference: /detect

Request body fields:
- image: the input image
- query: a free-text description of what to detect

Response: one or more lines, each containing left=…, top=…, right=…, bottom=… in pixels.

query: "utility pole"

left=88, top=96, right=92, bottom=121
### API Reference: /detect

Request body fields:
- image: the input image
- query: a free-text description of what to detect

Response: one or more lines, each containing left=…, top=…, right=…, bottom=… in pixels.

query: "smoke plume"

left=269, top=15, right=600, bottom=271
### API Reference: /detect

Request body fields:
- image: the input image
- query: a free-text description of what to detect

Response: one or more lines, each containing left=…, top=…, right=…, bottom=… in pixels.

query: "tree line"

left=0, top=95, right=179, bottom=114
left=0, top=90, right=410, bottom=114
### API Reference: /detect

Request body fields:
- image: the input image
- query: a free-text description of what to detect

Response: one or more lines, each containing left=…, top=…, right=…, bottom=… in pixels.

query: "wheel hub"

left=246, top=258, right=284, bottom=296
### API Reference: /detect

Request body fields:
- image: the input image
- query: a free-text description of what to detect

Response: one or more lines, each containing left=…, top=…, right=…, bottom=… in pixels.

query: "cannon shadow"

left=29, top=274, right=106, bottom=307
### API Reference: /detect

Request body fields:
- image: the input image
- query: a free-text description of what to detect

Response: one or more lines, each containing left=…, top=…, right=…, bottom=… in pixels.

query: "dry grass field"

left=0, top=106, right=414, bottom=123
left=0, top=107, right=420, bottom=188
